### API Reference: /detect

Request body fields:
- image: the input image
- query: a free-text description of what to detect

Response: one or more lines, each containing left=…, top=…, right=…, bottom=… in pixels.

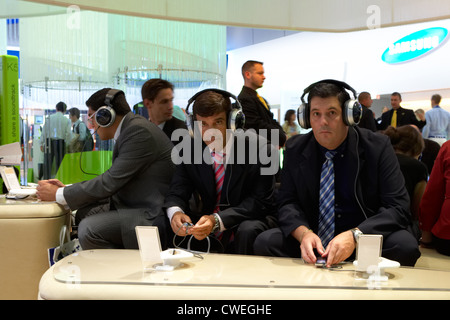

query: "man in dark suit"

left=357, top=92, right=377, bottom=132
left=36, top=88, right=175, bottom=249
left=164, top=90, right=277, bottom=254
left=254, top=80, right=420, bottom=267
left=141, top=79, right=187, bottom=143
left=238, top=60, right=286, bottom=148
left=377, top=92, right=426, bottom=130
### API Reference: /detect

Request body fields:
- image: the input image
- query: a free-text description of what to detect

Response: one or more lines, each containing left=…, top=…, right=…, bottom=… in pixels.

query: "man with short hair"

left=378, top=92, right=426, bottom=130
left=164, top=89, right=277, bottom=254
left=37, top=88, right=175, bottom=249
left=422, top=94, right=450, bottom=146
left=357, top=91, right=377, bottom=132
left=254, top=80, right=420, bottom=267
left=238, top=60, right=286, bottom=148
left=40, top=101, right=72, bottom=178
left=68, top=107, right=93, bottom=152
left=141, top=79, right=187, bottom=142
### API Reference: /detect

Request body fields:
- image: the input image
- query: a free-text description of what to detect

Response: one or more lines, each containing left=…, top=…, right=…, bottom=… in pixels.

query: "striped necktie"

left=257, top=93, right=270, bottom=111
left=318, top=151, right=336, bottom=249
left=390, top=109, right=397, bottom=128
left=212, top=152, right=225, bottom=213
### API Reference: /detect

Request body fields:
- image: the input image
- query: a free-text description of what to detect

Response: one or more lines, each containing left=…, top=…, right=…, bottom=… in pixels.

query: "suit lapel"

left=298, top=137, right=321, bottom=201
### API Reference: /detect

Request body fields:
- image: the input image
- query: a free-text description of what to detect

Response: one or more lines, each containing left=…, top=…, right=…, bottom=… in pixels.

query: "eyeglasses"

left=87, top=110, right=98, bottom=124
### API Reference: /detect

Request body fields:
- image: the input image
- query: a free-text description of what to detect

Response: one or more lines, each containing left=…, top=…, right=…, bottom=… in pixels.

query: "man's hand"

left=292, top=226, right=324, bottom=264
left=171, top=211, right=193, bottom=236
left=36, top=179, right=65, bottom=201
left=191, top=215, right=215, bottom=240
left=322, top=230, right=356, bottom=267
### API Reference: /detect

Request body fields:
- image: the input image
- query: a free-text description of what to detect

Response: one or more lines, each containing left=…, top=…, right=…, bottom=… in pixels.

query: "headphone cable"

left=79, top=127, right=99, bottom=176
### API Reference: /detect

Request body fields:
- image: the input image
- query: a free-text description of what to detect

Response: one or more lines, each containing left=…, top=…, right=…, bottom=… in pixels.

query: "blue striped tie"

left=318, top=151, right=336, bottom=249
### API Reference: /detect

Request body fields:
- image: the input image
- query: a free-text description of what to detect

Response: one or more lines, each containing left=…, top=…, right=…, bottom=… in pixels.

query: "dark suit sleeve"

left=357, top=136, right=412, bottom=237
left=358, top=107, right=377, bottom=132
left=277, top=138, right=313, bottom=237
left=239, top=94, right=287, bottom=147
left=377, top=111, right=390, bottom=131
left=163, top=163, right=194, bottom=213
left=64, top=122, right=160, bottom=210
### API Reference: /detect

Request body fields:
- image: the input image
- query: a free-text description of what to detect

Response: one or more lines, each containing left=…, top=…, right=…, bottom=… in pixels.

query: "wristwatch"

left=211, top=213, right=220, bottom=233
left=351, top=228, right=363, bottom=243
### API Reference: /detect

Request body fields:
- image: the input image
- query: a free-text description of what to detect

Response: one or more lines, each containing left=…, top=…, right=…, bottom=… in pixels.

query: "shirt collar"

left=158, top=121, right=166, bottom=130
left=113, top=113, right=129, bottom=141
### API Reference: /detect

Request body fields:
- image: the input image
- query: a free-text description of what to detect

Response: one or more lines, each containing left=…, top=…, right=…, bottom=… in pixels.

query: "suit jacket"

left=357, top=104, right=377, bottom=132
left=164, top=130, right=276, bottom=229
left=162, top=116, right=187, bottom=144
left=238, top=86, right=287, bottom=147
left=64, top=112, right=176, bottom=223
left=278, top=126, right=412, bottom=240
left=378, top=107, right=426, bottom=130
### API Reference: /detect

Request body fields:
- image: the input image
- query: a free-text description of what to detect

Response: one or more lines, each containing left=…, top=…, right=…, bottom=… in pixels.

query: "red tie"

left=212, top=152, right=225, bottom=213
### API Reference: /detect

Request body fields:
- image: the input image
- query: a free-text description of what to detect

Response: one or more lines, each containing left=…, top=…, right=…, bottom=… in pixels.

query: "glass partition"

left=14, top=10, right=226, bottom=184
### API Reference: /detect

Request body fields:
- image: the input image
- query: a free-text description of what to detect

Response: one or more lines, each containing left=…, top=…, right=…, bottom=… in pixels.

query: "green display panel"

left=0, top=55, right=20, bottom=145
left=55, top=151, right=113, bottom=185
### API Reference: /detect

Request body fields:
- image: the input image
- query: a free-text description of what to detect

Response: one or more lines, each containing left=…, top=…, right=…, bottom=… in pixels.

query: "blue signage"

left=382, top=27, right=448, bottom=64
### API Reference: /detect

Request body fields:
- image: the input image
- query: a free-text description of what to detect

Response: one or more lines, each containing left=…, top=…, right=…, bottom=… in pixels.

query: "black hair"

left=85, top=88, right=131, bottom=116
left=56, top=101, right=67, bottom=112
left=307, top=82, right=351, bottom=110
left=141, top=79, right=174, bottom=101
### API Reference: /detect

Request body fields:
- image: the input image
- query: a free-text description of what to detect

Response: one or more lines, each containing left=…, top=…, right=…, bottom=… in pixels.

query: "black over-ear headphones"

left=297, top=79, right=361, bottom=129
left=95, top=89, right=123, bottom=128
left=185, top=88, right=245, bottom=137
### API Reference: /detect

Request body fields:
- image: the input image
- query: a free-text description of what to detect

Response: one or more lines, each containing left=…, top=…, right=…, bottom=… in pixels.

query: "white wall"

left=0, top=20, right=6, bottom=55
left=226, top=19, right=450, bottom=121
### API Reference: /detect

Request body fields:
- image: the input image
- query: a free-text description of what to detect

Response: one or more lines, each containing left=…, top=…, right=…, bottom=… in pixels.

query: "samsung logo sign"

left=382, top=27, right=449, bottom=64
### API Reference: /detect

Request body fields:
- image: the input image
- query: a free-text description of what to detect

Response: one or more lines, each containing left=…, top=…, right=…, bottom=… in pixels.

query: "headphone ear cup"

left=228, top=109, right=245, bottom=132
left=297, top=103, right=310, bottom=129
left=343, top=99, right=362, bottom=126
left=187, top=114, right=195, bottom=137
left=96, top=106, right=116, bottom=128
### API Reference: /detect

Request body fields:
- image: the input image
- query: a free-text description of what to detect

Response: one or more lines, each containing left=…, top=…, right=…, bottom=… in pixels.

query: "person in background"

left=419, top=140, right=450, bottom=256
left=383, top=125, right=427, bottom=235
left=141, top=78, right=187, bottom=143
left=282, top=109, right=301, bottom=139
left=357, top=91, right=377, bottom=132
left=422, top=94, right=450, bottom=146
left=420, top=138, right=441, bottom=176
left=36, top=88, right=175, bottom=250
left=377, top=92, right=426, bottom=131
left=254, top=80, right=420, bottom=267
left=68, top=107, right=92, bottom=152
left=238, top=60, right=286, bottom=148
left=40, top=101, right=72, bottom=179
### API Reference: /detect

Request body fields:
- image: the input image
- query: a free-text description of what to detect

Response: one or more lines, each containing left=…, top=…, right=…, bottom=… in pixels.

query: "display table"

left=0, top=196, right=70, bottom=299
left=39, top=248, right=450, bottom=300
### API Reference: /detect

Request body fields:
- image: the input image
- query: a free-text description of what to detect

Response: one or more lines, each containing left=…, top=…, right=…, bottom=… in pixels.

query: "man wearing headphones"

left=164, top=89, right=277, bottom=254
left=254, top=80, right=421, bottom=267
left=37, top=88, right=175, bottom=250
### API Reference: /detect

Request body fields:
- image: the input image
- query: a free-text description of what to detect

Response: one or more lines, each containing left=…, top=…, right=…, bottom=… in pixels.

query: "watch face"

left=352, top=229, right=361, bottom=241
